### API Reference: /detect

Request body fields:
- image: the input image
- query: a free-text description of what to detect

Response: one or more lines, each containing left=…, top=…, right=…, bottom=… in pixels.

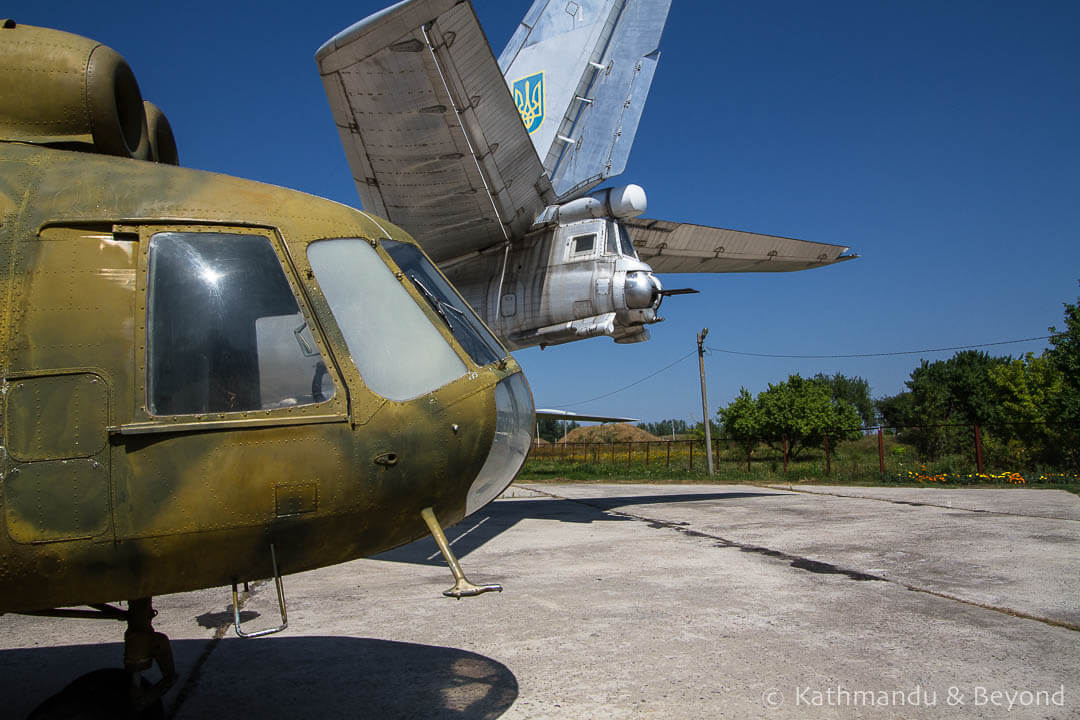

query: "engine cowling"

left=533, top=184, right=648, bottom=226
left=0, top=21, right=176, bottom=164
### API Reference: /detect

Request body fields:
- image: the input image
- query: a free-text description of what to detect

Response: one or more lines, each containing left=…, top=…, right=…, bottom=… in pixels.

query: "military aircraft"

left=0, top=18, right=533, bottom=716
left=317, top=0, right=855, bottom=351
left=2, top=0, right=854, bottom=715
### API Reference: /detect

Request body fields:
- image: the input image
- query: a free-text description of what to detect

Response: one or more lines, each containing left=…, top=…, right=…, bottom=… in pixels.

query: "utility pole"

left=697, top=328, right=714, bottom=475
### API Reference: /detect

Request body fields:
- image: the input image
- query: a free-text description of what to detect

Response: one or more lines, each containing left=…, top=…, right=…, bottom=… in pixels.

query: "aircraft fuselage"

left=0, top=140, right=531, bottom=613
left=444, top=218, right=664, bottom=349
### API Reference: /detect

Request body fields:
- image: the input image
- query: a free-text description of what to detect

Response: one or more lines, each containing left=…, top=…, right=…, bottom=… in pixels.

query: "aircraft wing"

left=499, top=0, right=673, bottom=201
left=624, top=218, right=856, bottom=274
left=317, top=0, right=555, bottom=263
left=536, top=408, right=640, bottom=423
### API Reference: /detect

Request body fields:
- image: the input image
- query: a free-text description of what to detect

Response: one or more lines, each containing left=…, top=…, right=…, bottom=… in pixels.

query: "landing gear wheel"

left=26, top=668, right=164, bottom=720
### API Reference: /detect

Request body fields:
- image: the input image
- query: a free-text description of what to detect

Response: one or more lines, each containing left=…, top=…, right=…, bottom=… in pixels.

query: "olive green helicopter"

left=0, top=18, right=535, bottom=715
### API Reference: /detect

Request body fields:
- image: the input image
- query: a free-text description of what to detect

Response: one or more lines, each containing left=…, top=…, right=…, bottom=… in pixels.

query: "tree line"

left=640, top=288, right=1080, bottom=470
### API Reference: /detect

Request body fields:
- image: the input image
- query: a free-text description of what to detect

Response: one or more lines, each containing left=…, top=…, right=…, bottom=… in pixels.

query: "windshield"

left=307, top=238, right=466, bottom=401
left=617, top=222, right=638, bottom=259
left=382, top=239, right=507, bottom=368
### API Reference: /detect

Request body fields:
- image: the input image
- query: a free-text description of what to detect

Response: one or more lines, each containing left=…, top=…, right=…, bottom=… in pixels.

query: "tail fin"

left=498, top=0, right=672, bottom=201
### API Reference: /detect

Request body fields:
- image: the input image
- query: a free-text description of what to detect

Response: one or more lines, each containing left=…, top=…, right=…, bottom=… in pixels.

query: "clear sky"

left=14, top=1, right=1080, bottom=425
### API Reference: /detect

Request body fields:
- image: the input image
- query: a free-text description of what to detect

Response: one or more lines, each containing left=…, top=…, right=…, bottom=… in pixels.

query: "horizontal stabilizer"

left=624, top=218, right=856, bottom=274
left=536, top=408, right=640, bottom=423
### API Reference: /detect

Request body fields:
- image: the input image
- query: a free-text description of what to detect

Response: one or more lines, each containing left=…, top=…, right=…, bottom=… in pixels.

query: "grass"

left=520, top=434, right=1080, bottom=495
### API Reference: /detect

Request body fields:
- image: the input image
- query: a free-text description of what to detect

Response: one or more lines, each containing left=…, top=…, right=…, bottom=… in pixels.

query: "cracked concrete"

left=2, top=483, right=1078, bottom=718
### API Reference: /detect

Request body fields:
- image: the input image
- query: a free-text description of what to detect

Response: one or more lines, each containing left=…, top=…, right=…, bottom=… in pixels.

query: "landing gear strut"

left=421, top=506, right=502, bottom=598
left=123, top=598, right=177, bottom=711
left=25, top=598, right=177, bottom=719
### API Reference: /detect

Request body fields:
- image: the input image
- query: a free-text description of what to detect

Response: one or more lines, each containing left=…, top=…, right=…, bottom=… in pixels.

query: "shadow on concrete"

left=3, top=637, right=517, bottom=720
left=377, top=491, right=786, bottom=566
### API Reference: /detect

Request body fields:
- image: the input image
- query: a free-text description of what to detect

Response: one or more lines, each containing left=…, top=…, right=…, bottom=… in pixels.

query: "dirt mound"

left=561, top=423, right=659, bottom=443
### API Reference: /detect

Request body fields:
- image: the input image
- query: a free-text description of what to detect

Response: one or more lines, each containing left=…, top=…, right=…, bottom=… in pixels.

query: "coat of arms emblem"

left=512, top=72, right=544, bottom=134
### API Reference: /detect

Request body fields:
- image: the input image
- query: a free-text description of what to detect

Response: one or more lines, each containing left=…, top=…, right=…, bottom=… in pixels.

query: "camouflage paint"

left=0, top=140, right=518, bottom=613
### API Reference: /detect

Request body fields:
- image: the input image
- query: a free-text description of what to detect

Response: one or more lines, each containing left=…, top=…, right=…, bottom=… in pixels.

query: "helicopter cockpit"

left=143, top=225, right=532, bottom=519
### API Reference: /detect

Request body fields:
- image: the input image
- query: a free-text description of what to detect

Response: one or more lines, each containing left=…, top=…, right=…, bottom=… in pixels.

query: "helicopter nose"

left=464, top=372, right=534, bottom=516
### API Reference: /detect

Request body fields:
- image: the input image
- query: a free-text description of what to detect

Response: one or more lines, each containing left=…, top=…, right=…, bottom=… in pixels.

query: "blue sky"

left=16, top=1, right=1080, bottom=424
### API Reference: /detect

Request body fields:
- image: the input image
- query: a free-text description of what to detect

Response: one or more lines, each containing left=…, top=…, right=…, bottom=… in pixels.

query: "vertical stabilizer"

left=498, top=0, right=672, bottom=201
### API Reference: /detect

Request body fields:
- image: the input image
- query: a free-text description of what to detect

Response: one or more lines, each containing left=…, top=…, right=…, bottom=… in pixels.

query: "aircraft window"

left=146, top=232, right=334, bottom=415
left=572, top=233, right=596, bottom=255
left=605, top=227, right=617, bottom=255
left=308, top=238, right=467, bottom=401
left=381, top=239, right=506, bottom=368
left=617, top=223, right=638, bottom=259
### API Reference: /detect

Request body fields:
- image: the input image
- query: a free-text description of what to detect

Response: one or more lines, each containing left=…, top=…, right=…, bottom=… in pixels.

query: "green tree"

left=876, top=391, right=915, bottom=429
left=637, top=419, right=690, bottom=437
left=536, top=417, right=561, bottom=443
left=986, top=352, right=1064, bottom=466
left=813, top=372, right=877, bottom=426
left=718, top=388, right=765, bottom=458
left=689, top=419, right=722, bottom=442
left=908, top=350, right=1006, bottom=425
left=988, top=353, right=1062, bottom=427
left=1045, top=288, right=1080, bottom=467
left=719, top=375, right=860, bottom=459
left=1046, top=290, right=1080, bottom=421
left=897, top=350, right=1009, bottom=459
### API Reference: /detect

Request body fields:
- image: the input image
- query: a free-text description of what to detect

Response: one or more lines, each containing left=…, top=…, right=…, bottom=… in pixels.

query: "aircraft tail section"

left=499, top=0, right=672, bottom=202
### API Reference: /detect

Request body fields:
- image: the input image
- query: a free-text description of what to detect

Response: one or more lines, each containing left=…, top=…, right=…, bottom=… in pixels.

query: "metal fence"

left=526, top=423, right=1080, bottom=481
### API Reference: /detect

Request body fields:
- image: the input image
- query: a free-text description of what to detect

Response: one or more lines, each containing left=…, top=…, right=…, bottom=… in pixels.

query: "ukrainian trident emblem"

left=512, top=72, right=544, bottom=134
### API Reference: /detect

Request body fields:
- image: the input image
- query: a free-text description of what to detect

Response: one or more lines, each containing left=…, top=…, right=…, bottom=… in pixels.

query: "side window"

left=146, top=232, right=333, bottom=415
left=571, top=233, right=596, bottom=256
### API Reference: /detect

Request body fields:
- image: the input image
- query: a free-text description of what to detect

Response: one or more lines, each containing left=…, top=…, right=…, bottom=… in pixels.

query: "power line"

left=706, top=335, right=1052, bottom=360
left=552, top=349, right=697, bottom=409
left=549, top=334, right=1055, bottom=412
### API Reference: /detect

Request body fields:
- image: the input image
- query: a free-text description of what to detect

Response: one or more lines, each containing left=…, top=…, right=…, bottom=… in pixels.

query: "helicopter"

left=0, top=16, right=533, bottom=715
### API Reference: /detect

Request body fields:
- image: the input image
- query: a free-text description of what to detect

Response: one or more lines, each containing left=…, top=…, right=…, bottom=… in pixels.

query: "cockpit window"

left=381, top=239, right=507, bottom=368
left=605, top=227, right=617, bottom=255
left=308, top=238, right=467, bottom=401
left=572, top=233, right=596, bottom=255
left=146, top=232, right=334, bottom=415
left=617, top=223, right=638, bottom=259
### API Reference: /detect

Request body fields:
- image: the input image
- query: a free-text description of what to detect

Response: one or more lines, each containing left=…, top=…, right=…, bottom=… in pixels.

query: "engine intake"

left=0, top=22, right=176, bottom=163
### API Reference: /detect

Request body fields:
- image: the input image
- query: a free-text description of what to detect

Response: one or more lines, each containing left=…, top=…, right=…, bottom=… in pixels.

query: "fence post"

left=974, top=424, right=984, bottom=474
left=878, top=427, right=885, bottom=474
left=626, top=442, right=632, bottom=470
left=610, top=441, right=615, bottom=465
left=824, top=432, right=831, bottom=476
left=746, top=443, right=751, bottom=472
left=645, top=441, right=650, bottom=467
left=714, top=439, right=720, bottom=472
left=689, top=439, right=694, bottom=470
left=666, top=441, right=671, bottom=468
left=782, top=435, right=788, bottom=473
